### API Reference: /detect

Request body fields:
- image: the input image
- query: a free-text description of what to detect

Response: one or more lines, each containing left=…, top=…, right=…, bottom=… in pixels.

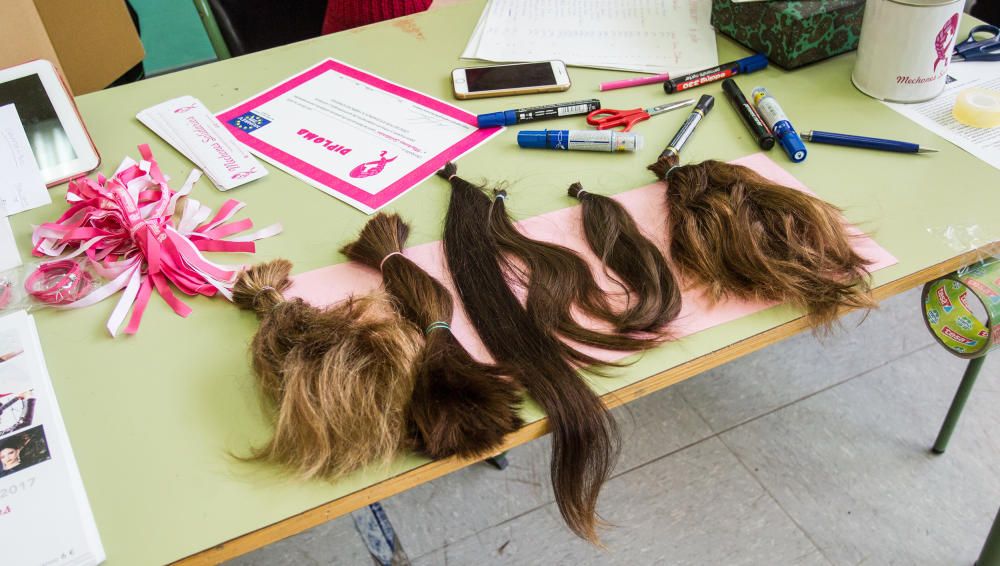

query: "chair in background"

left=192, top=0, right=327, bottom=60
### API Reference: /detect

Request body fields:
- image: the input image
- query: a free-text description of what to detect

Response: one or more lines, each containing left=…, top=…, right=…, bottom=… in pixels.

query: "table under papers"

left=9, top=3, right=1000, bottom=564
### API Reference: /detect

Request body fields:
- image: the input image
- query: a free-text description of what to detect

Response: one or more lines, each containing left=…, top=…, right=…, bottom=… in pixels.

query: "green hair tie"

left=424, top=321, right=451, bottom=335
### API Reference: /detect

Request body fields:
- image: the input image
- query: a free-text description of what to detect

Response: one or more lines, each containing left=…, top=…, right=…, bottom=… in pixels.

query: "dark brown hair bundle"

left=486, top=188, right=662, bottom=364
left=232, top=259, right=421, bottom=479
left=568, top=182, right=682, bottom=334
left=649, top=154, right=875, bottom=326
left=439, top=162, right=618, bottom=544
left=341, top=213, right=524, bottom=460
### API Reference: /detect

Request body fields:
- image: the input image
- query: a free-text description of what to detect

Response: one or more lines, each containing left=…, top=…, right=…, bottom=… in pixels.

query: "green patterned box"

left=711, top=0, right=866, bottom=69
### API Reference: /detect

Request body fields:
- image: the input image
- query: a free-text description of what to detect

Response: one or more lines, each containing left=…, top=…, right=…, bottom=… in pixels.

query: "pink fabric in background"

left=286, top=153, right=898, bottom=363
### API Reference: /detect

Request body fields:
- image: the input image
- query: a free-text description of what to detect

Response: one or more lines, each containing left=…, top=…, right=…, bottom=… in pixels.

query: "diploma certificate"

left=218, top=59, right=501, bottom=213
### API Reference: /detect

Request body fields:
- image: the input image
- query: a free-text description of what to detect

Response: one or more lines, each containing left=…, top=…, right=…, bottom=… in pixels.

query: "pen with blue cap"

left=751, top=87, right=807, bottom=163
left=801, top=130, right=939, bottom=154
left=664, top=54, right=768, bottom=94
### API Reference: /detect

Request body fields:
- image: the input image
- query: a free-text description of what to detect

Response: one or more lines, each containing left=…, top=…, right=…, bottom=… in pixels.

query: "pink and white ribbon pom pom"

left=32, top=145, right=282, bottom=337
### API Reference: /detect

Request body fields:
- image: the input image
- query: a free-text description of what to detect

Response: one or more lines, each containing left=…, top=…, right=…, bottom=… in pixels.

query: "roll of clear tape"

left=923, top=259, right=1000, bottom=358
left=953, top=88, right=1000, bottom=128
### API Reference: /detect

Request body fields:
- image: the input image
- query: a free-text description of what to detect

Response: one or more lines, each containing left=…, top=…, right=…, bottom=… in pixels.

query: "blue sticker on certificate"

left=227, top=112, right=271, bottom=132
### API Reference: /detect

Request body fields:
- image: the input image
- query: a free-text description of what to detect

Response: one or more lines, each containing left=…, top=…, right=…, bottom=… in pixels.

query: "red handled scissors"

left=586, top=99, right=695, bottom=132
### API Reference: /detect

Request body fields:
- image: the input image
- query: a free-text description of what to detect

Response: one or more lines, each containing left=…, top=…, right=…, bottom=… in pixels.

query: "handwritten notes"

left=0, top=104, right=51, bottom=216
left=462, top=0, right=719, bottom=75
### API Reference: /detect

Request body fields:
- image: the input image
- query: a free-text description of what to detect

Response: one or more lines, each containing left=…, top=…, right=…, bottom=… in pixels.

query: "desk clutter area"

left=1, top=1, right=999, bottom=565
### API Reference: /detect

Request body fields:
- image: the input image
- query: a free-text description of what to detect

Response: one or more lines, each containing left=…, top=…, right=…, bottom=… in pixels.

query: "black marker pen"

left=664, top=54, right=768, bottom=94
left=477, top=99, right=601, bottom=128
left=721, top=79, right=774, bottom=150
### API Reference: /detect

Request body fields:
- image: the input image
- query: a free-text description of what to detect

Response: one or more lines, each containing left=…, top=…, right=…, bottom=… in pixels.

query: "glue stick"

left=516, top=130, right=643, bottom=152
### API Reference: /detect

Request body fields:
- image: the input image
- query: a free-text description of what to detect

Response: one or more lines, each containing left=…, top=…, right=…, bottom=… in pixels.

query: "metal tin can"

left=852, top=0, right=964, bottom=103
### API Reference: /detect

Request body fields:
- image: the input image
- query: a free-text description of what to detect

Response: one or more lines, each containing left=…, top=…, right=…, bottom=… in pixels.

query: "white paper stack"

left=137, top=96, right=267, bottom=191
left=0, top=311, right=105, bottom=565
left=462, top=0, right=719, bottom=75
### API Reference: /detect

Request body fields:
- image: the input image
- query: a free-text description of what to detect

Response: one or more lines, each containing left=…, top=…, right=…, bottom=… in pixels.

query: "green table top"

left=10, top=3, right=997, bottom=564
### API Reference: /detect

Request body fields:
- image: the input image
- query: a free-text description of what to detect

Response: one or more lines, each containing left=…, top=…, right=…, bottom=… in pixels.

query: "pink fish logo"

left=934, top=14, right=959, bottom=72
left=349, top=151, right=397, bottom=179
left=231, top=168, right=257, bottom=180
left=173, top=104, right=198, bottom=114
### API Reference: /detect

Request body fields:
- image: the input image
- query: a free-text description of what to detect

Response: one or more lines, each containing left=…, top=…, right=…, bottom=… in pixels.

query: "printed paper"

left=137, top=96, right=267, bottom=191
left=884, top=61, right=1000, bottom=171
left=0, top=311, right=105, bottom=565
left=462, top=0, right=718, bottom=75
left=217, top=59, right=503, bottom=214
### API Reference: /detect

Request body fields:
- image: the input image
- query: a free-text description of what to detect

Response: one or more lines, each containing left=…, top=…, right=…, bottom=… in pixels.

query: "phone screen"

left=465, top=63, right=557, bottom=92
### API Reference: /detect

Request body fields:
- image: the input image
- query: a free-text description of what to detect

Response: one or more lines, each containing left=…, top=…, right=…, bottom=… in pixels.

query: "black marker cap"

left=694, top=94, right=714, bottom=116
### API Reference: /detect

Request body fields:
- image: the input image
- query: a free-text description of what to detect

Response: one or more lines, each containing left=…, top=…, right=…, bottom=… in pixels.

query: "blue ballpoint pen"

left=801, top=130, right=939, bottom=154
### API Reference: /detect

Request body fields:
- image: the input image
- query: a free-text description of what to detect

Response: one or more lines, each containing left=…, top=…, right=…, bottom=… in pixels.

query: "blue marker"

left=751, top=87, right=807, bottom=163
left=517, top=130, right=642, bottom=152
left=477, top=99, right=601, bottom=128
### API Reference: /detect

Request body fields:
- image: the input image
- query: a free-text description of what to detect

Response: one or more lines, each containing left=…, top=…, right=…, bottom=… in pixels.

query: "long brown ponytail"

left=440, top=163, right=618, bottom=543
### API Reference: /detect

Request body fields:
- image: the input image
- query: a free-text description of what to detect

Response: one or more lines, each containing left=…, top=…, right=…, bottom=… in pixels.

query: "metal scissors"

left=953, top=24, right=1000, bottom=62
left=586, top=99, right=695, bottom=132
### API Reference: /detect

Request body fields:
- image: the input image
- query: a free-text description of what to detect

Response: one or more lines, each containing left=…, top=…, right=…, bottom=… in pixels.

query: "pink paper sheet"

left=287, top=153, right=898, bottom=363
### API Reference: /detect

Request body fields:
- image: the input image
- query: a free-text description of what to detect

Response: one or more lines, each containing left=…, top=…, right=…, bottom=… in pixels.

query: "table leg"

left=350, top=502, right=410, bottom=566
left=486, top=451, right=510, bottom=470
left=933, top=356, right=986, bottom=455
left=979, top=508, right=1000, bottom=566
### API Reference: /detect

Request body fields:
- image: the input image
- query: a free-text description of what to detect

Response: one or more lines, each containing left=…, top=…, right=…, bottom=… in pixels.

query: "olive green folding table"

left=9, top=3, right=998, bottom=564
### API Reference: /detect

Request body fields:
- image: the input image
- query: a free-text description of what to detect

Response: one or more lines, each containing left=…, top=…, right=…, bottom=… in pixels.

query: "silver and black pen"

left=658, top=94, right=715, bottom=160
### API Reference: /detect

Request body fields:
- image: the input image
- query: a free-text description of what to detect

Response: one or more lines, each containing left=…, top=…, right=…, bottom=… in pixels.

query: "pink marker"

left=599, top=73, right=671, bottom=92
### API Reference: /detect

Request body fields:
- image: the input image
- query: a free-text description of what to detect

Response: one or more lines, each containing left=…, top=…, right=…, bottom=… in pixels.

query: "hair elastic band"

left=448, top=174, right=458, bottom=182
left=494, top=193, right=507, bottom=201
left=380, top=251, right=404, bottom=270
left=253, top=285, right=276, bottom=302
left=576, top=189, right=588, bottom=199
left=664, top=165, right=680, bottom=179
left=424, top=321, right=451, bottom=334
left=24, top=260, right=94, bottom=305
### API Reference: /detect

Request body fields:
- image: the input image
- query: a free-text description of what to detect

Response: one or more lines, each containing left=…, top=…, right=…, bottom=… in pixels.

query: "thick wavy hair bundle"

left=232, top=260, right=421, bottom=479
left=341, top=213, right=524, bottom=460
left=649, top=154, right=875, bottom=327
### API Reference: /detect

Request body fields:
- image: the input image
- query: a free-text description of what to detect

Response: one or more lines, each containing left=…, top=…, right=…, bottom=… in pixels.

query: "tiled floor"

left=227, top=288, right=1000, bottom=565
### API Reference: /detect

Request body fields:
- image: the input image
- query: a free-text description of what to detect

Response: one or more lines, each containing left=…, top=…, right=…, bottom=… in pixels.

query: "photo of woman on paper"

left=0, top=425, right=51, bottom=480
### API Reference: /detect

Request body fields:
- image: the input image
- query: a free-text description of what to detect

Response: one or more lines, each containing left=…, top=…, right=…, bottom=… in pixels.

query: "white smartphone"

left=452, top=61, right=571, bottom=99
left=0, top=59, right=100, bottom=186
